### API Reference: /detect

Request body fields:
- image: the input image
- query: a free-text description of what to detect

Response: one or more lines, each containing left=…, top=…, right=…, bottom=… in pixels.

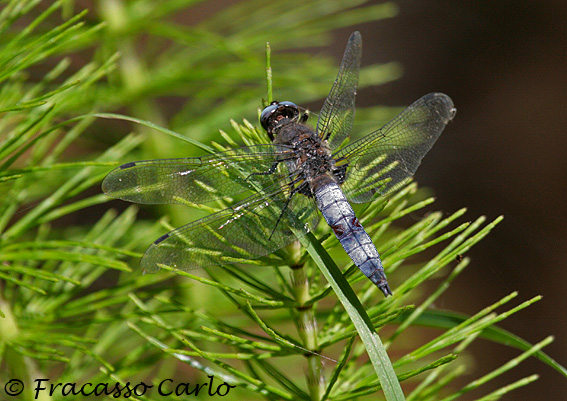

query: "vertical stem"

left=289, top=242, right=325, bottom=400
left=265, top=42, right=273, bottom=104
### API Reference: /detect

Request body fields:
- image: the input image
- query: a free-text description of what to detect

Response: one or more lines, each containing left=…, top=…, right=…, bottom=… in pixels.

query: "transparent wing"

left=141, top=180, right=320, bottom=272
left=335, top=93, right=456, bottom=203
left=316, top=31, right=361, bottom=151
left=102, top=144, right=295, bottom=205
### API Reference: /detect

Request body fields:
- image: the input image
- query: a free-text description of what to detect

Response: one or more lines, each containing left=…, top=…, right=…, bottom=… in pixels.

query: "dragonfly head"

left=260, top=101, right=300, bottom=141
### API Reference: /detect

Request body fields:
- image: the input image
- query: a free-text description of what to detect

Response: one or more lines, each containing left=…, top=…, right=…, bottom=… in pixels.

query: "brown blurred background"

left=348, top=1, right=566, bottom=399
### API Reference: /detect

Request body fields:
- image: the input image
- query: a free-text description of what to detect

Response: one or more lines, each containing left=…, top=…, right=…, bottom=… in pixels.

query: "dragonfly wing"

left=141, top=180, right=320, bottom=272
left=102, top=144, right=295, bottom=204
left=335, top=93, right=456, bottom=203
left=316, top=31, right=361, bottom=151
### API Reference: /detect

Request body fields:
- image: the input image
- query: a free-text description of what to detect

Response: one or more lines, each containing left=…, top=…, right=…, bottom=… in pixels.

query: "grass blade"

left=300, top=232, right=405, bottom=400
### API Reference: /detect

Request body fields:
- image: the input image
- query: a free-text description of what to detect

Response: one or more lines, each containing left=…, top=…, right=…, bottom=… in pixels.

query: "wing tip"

left=101, top=162, right=137, bottom=196
left=421, top=92, right=456, bottom=123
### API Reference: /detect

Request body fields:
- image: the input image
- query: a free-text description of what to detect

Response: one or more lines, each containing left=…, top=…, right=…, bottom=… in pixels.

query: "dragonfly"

left=102, top=31, right=456, bottom=297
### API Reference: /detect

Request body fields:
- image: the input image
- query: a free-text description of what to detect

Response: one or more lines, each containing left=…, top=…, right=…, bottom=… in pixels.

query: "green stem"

left=289, top=241, right=325, bottom=400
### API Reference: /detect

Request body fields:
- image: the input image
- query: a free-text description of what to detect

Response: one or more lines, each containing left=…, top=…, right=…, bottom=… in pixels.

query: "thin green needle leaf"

left=90, top=113, right=215, bottom=153
left=322, top=336, right=355, bottom=400
left=0, top=250, right=131, bottom=272
left=127, top=319, right=295, bottom=400
left=439, top=337, right=552, bottom=401
left=474, top=375, right=539, bottom=401
left=243, top=300, right=332, bottom=361
left=0, top=263, right=81, bottom=285
left=200, top=326, right=281, bottom=352
left=340, top=355, right=457, bottom=400
left=399, top=308, right=567, bottom=378
left=0, top=271, right=47, bottom=294
left=159, top=265, right=286, bottom=307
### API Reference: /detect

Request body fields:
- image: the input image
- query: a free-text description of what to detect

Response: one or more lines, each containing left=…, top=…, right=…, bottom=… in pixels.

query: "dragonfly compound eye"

left=260, top=101, right=300, bottom=140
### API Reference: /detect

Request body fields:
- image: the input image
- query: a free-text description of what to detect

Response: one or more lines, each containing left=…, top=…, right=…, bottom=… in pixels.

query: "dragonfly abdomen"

left=312, top=175, right=392, bottom=297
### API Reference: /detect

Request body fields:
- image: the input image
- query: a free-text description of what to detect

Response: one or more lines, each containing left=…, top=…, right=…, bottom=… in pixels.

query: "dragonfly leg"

left=268, top=178, right=310, bottom=241
left=244, top=152, right=297, bottom=181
